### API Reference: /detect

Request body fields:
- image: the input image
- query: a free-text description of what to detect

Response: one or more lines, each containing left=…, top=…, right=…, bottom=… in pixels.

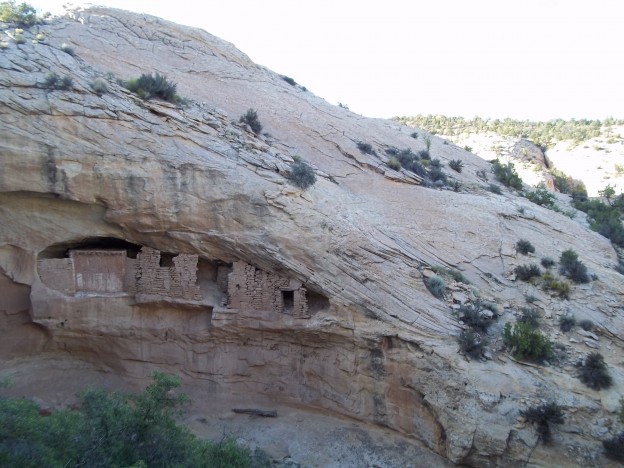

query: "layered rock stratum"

left=1, top=7, right=623, bottom=467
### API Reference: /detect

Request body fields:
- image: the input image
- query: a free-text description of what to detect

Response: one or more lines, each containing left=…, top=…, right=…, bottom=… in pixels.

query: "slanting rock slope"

left=0, top=7, right=623, bottom=467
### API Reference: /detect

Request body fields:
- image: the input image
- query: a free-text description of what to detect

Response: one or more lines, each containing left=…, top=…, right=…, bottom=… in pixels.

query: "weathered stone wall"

left=227, top=261, right=308, bottom=317
left=37, top=258, right=75, bottom=294
left=216, top=265, right=230, bottom=292
left=71, top=250, right=126, bottom=293
left=37, top=247, right=201, bottom=301
left=124, top=258, right=137, bottom=294
left=135, top=247, right=201, bottom=301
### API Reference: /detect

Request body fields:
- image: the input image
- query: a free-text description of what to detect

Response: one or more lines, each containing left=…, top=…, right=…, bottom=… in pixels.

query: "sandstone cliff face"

left=1, top=8, right=623, bottom=466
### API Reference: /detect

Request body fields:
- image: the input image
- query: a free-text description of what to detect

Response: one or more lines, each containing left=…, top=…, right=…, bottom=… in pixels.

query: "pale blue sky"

left=34, top=1, right=624, bottom=120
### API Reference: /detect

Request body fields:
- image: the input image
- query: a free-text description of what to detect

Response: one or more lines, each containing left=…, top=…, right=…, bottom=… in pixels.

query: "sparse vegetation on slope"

left=288, top=159, right=316, bottom=189
left=424, top=275, right=445, bottom=299
left=516, top=239, right=535, bottom=255
left=577, top=352, right=612, bottom=390
left=574, top=191, right=624, bottom=248
left=503, top=321, right=553, bottom=362
left=239, top=108, right=263, bottom=134
left=491, top=159, right=523, bottom=190
left=394, top=114, right=624, bottom=148
left=559, top=249, right=590, bottom=284
left=520, top=402, right=564, bottom=444
left=126, top=73, right=180, bottom=103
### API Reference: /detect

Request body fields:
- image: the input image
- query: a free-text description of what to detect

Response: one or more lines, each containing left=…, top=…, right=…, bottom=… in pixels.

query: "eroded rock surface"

left=1, top=7, right=623, bottom=466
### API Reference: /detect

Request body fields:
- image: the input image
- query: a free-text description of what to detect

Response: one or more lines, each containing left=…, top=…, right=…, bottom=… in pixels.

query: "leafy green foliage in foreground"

left=0, top=373, right=257, bottom=467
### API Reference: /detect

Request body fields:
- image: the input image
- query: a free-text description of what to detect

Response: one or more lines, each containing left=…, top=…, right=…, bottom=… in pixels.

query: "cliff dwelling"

left=226, top=260, right=310, bottom=318
left=36, top=239, right=318, bottom=317
left=38, top=245, right=201, bottom=302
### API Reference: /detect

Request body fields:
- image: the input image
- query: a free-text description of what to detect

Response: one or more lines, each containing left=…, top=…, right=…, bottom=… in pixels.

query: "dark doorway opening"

left=282, top=290, right=294, bottom=312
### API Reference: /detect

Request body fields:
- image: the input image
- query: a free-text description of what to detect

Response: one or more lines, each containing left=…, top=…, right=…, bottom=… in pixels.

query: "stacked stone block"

left=37, top=246, right=202, bottom=302
left=135, top=247, right=201, bottom=301
left=227, top=260, right=309, bottom=317
left=37, top=258, right=75, bottom=294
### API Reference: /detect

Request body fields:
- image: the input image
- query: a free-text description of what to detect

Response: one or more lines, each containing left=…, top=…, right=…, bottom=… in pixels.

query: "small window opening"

left=282, top=290, right=294, bottom=311
left=160, top=253, right=175, bottom=267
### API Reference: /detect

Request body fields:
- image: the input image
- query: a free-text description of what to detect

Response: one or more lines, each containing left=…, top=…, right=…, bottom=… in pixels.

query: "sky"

left=32, top=1, right=624, bottom=121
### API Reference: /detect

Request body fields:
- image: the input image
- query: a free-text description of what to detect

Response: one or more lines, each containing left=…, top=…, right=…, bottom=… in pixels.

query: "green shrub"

left=0, top=373, right=256, bottom=467
left=60, top=42, right=75, bottom=56
left=577, top=352, right=612, bottom=390
left=520, top=402, right=564, bottom=444
left=126, top=73, right=179, bottom=103
left=458, top=329, right=488, bottom=358
left=525, top=187, right=555, bottom=207
left=387, top=157, right=401, bottom=171
left=410, top=160, right=427, bottom=178
left=428, top=166, right=447, bottom=183
left=516, top=239, right=535, bottom=255
left=418, top=149, right=430, bottom=160
left=13, top=29, right=24, bottom=44
left=541, top=273, right=570, bottom=299
left=385, top=147, right=398, bottom=156
left=424, top=275, right=445, bottom=299
left=503, top=321, right=553, bottom=362
left=558, top=315, right=576, bottom=332
left=559, top=249, right=589, bottom=284
left=541, top=257, right=555, bottom=268
left=288, top=160, right=316, bottom=189
left=410, top=132, right=418, bottom=139
left=431, top=265, right=469, bottom=284
left=574, top=198, right=624, bottom=247
left=518, top=308, right=540, bottom=329
left=90, top=77, right=108, bottom=95
left=281, top=75, right=296, bottom=86
left=424, top=135, right=431, bottom=152
left=44, top=72, right=72, bottom=90
left=44, top=72, right=59, bottom=88
left=238, top=108, right=262, bottom=134
left=430, top=158, right=443, bottom=169
left=463, top=145, right=473, bottom=152
left=551, top=168, right=585, bottom=196
left=449, top=159, right=464, bottom=172
left=603, top=431, right=624, bottom=462
left=491, top=159, right=523, bottom=190
left=356, top=141, right=374, bottom=154
left=58, top=76, right=72, bottom=90
left=0, top=1, right=37, bottom=26
left=515, top=264, right=541, bottom=281
left=396, top=148, right=417, bottom=169
left=456, top=300, right=494, bottom=333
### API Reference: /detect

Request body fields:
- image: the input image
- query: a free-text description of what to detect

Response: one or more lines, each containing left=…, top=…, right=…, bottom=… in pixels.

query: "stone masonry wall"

left=37, top=258, right=75, bottom=294
left=71, top=250, right=126, bottom=293
left=135, top=247, right=201, bottom=301
left=227, top=261, right=308, bottom=317
left=37, top=246, right=201, bottom=302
